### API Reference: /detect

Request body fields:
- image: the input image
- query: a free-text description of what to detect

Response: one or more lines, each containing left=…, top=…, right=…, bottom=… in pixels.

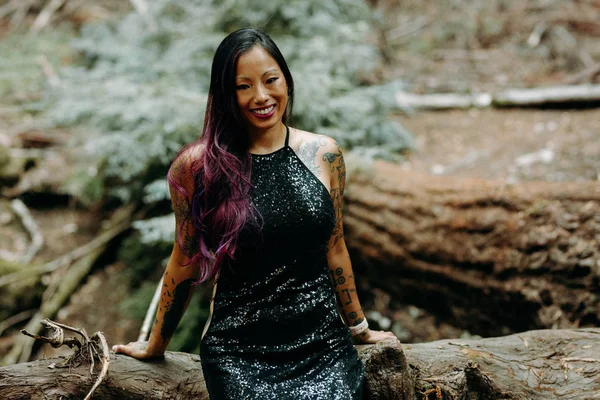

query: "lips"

left=250, top=104, right=275, bottom=118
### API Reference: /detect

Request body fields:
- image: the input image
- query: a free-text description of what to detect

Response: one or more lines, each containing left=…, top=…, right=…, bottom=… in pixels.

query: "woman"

left=113, top=28, right=396, bottom=399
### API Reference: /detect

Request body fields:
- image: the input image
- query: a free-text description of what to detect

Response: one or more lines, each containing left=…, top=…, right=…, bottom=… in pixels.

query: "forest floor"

left=1, top=0, right=599, bottom=353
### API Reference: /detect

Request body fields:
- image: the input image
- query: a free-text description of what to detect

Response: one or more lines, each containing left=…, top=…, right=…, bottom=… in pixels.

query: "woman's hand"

left=354, top=329, right=397, bottom=344
left=112, top=340, right=163, bottom=360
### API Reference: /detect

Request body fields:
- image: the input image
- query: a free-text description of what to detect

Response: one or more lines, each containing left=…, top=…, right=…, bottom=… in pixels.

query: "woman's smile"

left=251, top=104, right=276, bottom=118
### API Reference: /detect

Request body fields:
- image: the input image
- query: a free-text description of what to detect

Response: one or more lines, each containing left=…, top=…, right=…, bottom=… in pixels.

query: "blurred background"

left=1, top=0, right=599, bottom=365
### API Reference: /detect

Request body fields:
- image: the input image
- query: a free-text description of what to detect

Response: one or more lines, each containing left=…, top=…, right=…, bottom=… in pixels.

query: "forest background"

left=1, top=0, right=599, bottom=369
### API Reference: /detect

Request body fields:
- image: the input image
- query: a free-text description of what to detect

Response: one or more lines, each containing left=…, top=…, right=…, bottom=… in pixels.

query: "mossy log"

left=1, top=329, right=599, bottom=399
left=344, top=162, right=600, bottom=336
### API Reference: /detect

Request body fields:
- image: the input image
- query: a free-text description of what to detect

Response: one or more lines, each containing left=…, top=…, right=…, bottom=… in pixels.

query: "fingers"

left=112, top=344, right=132, bottom=356
left=112, top=343, right=145, bottom=358
left=362, top=330, right=398, bottom=344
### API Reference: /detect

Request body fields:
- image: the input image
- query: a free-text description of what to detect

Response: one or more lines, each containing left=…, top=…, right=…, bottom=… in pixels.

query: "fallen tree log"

left=343, top=162, right=600, bottom=337
left=394, top=84, right=600, bottom=110
left=1, top=328, right=598, bottom=399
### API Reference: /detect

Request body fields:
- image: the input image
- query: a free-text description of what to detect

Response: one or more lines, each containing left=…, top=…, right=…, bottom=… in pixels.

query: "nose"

left=254, top=85, right=269, bottom=104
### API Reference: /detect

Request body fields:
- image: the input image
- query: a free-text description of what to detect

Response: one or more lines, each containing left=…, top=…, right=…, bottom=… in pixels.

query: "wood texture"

left=1, top=329, right=599, bottom=399
left=344, top=162, right=600, bottom=336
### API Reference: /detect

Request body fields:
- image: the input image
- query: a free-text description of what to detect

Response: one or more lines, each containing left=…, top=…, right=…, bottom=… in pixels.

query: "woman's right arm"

left=113, top=150, right=201, bottom=358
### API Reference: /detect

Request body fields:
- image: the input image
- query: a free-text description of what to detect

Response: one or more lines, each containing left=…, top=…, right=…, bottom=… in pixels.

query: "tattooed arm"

left=113, top=148, right=201, bottom=358
left=322, top=139, right=396, bottom=344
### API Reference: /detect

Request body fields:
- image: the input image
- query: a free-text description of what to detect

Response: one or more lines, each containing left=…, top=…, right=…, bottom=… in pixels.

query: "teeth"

left=254, top=105, right=274, bottom=115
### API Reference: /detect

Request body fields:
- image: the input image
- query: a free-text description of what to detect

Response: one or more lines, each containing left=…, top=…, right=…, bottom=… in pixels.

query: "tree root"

left=21, top=319, right=110, bottom=400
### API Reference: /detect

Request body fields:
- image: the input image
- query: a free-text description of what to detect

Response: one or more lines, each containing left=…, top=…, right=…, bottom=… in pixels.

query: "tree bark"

left=343, top=162, right=600, bottom=336
left=1, top=329, right=598, bottom=399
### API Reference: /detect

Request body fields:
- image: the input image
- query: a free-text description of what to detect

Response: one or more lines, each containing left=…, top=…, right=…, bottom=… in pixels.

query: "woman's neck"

left=247, top=122, right=287, bottom=154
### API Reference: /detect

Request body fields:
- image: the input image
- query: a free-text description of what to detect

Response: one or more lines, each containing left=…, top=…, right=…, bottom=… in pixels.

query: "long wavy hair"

left=167, top=28, right=295, bottom=283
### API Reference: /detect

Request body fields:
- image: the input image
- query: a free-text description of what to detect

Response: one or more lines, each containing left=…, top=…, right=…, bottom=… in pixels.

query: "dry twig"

left=36, top=55, right=61, bottom=86
left=0, top=310, right=35, bottom=337
left=0, top=0, right=22, bottom=20
left=138, top=276, right=163, bottom=342
left=21, top=319, right=110, bottom=400
left=10, top=199, right=44, bottom=264
left=30, top=0, right=66, bottom=33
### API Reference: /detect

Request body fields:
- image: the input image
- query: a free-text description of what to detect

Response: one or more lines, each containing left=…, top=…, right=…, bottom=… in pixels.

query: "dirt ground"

left=400, top=108, right=600, bottom=182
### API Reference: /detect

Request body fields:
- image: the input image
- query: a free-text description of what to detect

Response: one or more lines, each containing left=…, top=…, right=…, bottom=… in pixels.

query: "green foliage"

left=118, top=280, right=158, bottom=322
left=168, top=292, right=210, bottom=354
left=0, top=25, right=75, bottom=98
left=118, top=232, right=172, bottom=287
left=62, top=164, right=105, bottom=206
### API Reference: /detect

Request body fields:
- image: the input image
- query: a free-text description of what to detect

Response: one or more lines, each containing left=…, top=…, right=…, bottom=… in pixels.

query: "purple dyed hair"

left=167, top=28, right=295, bottom=283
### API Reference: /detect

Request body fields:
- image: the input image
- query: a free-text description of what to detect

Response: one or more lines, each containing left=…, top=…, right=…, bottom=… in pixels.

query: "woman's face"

left=235, top=46, right=288, bottom=133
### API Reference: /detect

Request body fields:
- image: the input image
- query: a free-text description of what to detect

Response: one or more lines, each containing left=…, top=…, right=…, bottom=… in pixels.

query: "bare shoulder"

left=291, top=128, right=337, bottom=152
left=175, top=143, right=204, bottom=169
left=169, top=142, right=204, bottom=194
left=290, top=127, right=344, bottom=190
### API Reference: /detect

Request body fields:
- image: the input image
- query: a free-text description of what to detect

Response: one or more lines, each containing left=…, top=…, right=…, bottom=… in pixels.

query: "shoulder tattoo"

left=297, top=136, right=328, bottom=177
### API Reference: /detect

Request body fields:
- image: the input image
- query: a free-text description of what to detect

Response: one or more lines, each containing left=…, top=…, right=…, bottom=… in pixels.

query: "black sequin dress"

left=199, top=127, right=364, bottom=399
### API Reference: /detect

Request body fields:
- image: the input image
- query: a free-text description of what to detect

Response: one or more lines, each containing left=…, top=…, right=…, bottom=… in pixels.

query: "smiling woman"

left=112, top=28, right=396, bottom=400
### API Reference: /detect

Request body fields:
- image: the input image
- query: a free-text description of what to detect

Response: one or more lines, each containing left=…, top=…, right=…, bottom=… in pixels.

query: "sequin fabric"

left=199, top=128, right=364, bottom=399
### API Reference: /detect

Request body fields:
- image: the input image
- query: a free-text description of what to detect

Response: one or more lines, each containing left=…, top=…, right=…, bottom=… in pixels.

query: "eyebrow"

left=236, top=68, right=279, bottom=80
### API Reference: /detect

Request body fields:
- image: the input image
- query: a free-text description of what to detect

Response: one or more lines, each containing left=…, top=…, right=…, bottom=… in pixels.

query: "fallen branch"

left=386, top=16, right=431, bottom=43
left=395, top=84, right=600, bottom=110
left=395, top=91, right=492, bottom=110
left=8, top=0, right=33, bottom=30
left=0, top=206, right=132, bottom=289
left=566, top=63, right=600, bottom=84
left=1, top=328, right=599, bottom=399
left=0, top=310, right=34, bottom=337
left=36, top=55, right=60, bottom=87
left=10, top=199, right=43, bottom=264
left=30, top=0, right=66, bottom=33
left=0, top=0, right=22, bottom=20
left=138, top=276, right=163, bottom=342
left=493, top=84, right=600, bottom=106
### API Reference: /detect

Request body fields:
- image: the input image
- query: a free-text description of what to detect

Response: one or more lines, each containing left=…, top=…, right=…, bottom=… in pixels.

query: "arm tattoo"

left=324, top=144, right=346, bottom=248
left=160, top=278, right=194, bottom=341
left=171, top=162, right=199, bottom=258
left=339, top=288, right=355, bottom=305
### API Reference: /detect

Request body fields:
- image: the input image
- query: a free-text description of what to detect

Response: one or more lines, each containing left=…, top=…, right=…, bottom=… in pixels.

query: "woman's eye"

left=236, top=84, right=249, bottom=90
left=266, top=77, right=278, bottom=84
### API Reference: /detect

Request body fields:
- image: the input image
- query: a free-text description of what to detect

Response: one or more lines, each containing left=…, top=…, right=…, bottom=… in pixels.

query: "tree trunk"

left=1, top=328, right=598, bottom=399
left=344, top=162, right=600, bottom=336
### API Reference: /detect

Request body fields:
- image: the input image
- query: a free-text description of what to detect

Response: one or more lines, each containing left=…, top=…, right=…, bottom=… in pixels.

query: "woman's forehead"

left=236, top=47, right=281, bottom=78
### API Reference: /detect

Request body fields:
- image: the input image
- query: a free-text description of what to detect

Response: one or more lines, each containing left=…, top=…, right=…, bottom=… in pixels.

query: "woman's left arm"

left=323, top=140, right=396, bottom=344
